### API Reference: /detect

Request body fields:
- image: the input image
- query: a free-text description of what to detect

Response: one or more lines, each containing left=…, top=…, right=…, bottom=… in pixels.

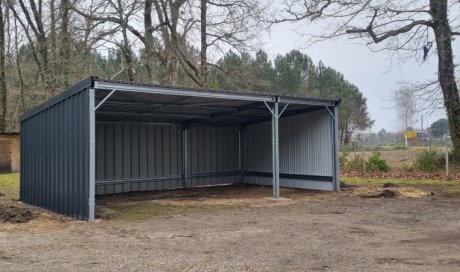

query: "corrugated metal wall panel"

left=20, top=89, right=90, bottom=220
left=243, top=176, right=334, bottom=191
left=95, top=125, right=239, bottom=195
left=243, top=109, right=334, bottom=191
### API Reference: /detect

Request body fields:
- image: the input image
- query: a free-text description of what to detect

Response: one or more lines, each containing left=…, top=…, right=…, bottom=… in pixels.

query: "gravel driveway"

left=1, top=186, right=460, bottom=271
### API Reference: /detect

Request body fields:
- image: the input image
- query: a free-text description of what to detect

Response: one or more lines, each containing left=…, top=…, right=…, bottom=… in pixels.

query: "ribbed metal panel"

left=187, top=126, right=239, bottom=187
left=95, top=125, right=239, bottom=195
left=242, top=176, right=334, bottom=191
left=20, top=89, right=90, bottom=220
left=243, top=109, right=334, bottom=191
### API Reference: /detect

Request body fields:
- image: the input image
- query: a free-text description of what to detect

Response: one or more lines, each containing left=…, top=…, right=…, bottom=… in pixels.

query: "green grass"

left=341, top=176, right=460, bottom=197
left=0, top=173, right=20, bottom=200
left=98, top=202, right=231, bottom=221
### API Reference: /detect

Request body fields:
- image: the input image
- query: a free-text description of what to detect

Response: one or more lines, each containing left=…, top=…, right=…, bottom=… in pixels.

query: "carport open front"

left=19, top=77, right=340, bottom=221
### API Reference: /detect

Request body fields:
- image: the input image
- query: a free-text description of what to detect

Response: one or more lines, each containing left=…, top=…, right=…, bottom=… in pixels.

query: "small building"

left=0, top=133, right=20, bottom=172
left=20, top=77, right=340, bottom=221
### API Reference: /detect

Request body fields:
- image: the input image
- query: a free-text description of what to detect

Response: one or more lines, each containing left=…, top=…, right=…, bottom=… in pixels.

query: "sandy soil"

left=1, top=185, right=460, bottom=272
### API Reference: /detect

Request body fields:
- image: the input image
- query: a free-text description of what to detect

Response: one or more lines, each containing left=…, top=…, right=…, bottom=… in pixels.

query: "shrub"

left=365, top=152, right=389, bottom=172
left=402, top=163, right=416, bottom=172
left=339, top=151, right=349, bottom=169
left=415, top=151, right=441, bottom=172
left=346, top=156, right=365, bottom=171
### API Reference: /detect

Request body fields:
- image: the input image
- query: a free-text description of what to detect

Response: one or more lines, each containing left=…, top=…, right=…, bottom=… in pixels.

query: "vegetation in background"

left=346, top=156, right=365, bottom=172
left=365, top=152, right=389, bottom=172
left=0, top=2, right=372, bottom=139
left=210, top=49, right=372, bottom=146
left=415, top=151, right=441, bottom=172
left=274, top=0, right=460, bottom=163
left=430, top=118, right=449, bottom=138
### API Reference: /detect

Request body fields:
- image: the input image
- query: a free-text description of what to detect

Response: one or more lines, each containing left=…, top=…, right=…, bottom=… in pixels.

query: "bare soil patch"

left=0, top=185, right=459, bottom=272
left=0, top=204, right=34, bottom=223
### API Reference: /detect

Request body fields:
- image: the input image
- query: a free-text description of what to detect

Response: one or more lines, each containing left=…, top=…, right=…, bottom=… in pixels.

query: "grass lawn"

left=0, top=173, right=19, bottom=200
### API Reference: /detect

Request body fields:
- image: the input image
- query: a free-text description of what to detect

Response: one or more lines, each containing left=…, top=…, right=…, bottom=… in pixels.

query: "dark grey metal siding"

left=95, top=124, right=239, bottom=195
left=243, top=109, right=335, bottom=191
left=20, top=89, right=91, bottom=220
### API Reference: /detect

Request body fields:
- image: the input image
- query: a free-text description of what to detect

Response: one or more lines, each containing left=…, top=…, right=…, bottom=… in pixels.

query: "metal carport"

left=20, top=76, right=340, bottom=221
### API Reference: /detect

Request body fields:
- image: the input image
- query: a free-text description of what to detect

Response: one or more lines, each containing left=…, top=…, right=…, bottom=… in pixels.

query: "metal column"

left=272, top=101, right=280, bottom=199
left=183, top=127, right=188, bottom=187
left=333, top=106, right=340, bottom=191
left=88, top=88, right=96, bottom=222
left=238, top=127, right=244, bottom=183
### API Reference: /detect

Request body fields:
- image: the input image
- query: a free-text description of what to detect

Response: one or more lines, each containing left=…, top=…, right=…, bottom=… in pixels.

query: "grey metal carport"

left=20, top=76, right=340, bottom=221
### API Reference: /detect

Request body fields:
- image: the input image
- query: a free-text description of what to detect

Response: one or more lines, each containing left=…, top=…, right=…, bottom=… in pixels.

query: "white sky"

left=264, top=22, right=451, bottom=132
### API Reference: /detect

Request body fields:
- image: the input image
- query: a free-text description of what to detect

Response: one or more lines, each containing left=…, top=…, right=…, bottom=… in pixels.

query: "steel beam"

left=94, top=81, right=274, bottom=102
left=95, top=89, right=116, bottom=110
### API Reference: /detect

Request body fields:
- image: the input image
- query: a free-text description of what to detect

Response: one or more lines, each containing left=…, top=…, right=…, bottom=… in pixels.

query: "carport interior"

left=92, top=81, right=337, bottom=199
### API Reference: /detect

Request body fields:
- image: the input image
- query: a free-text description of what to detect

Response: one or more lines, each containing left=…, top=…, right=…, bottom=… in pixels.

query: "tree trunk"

left=59, top=0, right=71, bottom=87
left=430, top=0, right=460, bottom=160
left=144, top=0, right=156, bottom=83
left=0, top=0, right=7, bottom=132
left=200, top=0, right=207, bottom=87
left=117, top=0, right=134, bottom=82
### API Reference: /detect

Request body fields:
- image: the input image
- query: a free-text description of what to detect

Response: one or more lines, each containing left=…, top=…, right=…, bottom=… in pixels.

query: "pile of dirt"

left=340, top=182, right=353, bottom=189
left=0, top=205, right=34, bottom=223
left=357, top=188, right=400, bottom=198
left=382, top=183, right=398, bottom=188
left=378, top=189, right=398, bottom=198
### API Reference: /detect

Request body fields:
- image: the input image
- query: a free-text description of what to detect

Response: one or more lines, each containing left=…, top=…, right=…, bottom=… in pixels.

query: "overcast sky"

left=264, top=22, right=451, bottom=132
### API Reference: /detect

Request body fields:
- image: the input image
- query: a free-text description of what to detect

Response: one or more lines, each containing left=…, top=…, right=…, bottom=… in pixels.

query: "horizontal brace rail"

left=243, top=171, right=334, bottom=182
left=96, top=172, right=240, bottom=185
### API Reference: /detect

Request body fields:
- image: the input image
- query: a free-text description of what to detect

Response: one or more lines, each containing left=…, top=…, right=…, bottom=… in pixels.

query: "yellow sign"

left=404, top=130, right=417, bottom=139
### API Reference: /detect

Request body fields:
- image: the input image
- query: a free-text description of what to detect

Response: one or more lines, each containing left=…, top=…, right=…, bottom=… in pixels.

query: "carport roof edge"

left=19, top=76, right=340, bottom=122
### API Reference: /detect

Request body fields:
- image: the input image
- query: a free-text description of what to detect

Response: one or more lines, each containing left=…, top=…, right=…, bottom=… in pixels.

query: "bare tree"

left=276, top=0, right=460, bottom=158
left=175, top=0, right=268, bottom=87
left=0, top=0, right=7, bottom=131
left=73, top=0, right=142, bottom=82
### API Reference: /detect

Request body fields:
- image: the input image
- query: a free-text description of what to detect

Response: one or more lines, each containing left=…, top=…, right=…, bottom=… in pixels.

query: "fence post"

left=445, top=143, right=449, bottom=177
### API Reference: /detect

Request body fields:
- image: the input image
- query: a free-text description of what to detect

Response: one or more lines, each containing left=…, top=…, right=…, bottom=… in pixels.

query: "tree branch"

left=346, top=10, right=433, bottom=43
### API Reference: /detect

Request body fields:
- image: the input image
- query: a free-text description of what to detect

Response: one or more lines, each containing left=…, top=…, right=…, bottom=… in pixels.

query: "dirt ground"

left=1, top=184, right=460, bottom=272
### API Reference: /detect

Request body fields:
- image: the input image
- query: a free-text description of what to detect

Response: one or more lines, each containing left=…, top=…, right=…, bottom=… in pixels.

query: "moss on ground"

left=98, top=202, right=231, bottom=221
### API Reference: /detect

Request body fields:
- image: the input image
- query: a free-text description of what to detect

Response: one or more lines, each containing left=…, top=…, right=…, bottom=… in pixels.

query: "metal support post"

left=238, top=127, right=244, bottom=183
left=274, top=101, right=280, bottom=199
left=333, top=106, right=340, bottom=191
left=88, top=88, right=96, bottom=222
left=445, top=143, right=449, bottom=177
left=183, top=127, right=188, bottom=187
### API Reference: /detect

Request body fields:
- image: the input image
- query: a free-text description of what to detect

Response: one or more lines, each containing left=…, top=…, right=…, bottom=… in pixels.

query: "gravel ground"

left=1, top=186, right=460, bottom=271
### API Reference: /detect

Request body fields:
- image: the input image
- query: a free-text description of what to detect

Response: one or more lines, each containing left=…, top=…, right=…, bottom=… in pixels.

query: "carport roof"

left=20, top=76, right=340, bottom=125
